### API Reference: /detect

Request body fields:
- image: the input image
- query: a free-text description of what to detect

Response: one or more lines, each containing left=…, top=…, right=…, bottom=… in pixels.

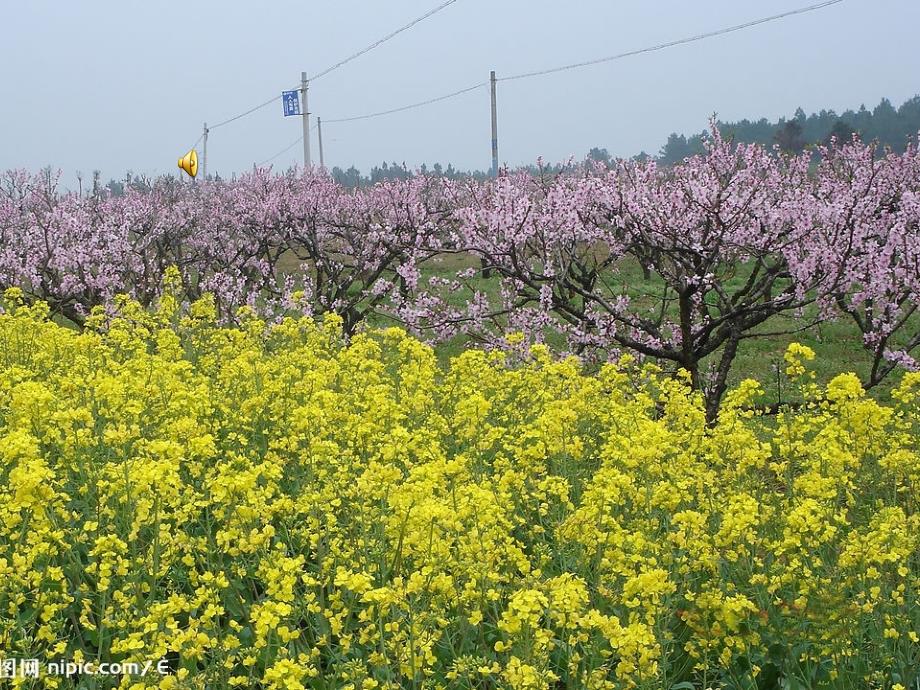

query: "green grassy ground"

left=363, top=252, right=910, bottom=408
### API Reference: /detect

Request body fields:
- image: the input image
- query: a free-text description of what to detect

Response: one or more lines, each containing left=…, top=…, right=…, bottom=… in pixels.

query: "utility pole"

left=490, top=70, right=498, bottom=178
left=317, top=116, right=325, bottom=169
left=481, top=70, right=499, bottom=279
left=301, top=71, right=312, bottom=169
left=202, top=122, right=208, bottom=180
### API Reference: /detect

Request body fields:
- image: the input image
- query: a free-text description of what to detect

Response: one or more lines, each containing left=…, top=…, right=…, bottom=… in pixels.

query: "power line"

left=206, top=0, right=462, bottom=133
left=324, top=82, right=487, bottom=123
left=309, top=0, right=461, bottom=82
left=318, top=0, right=844, bottom=127
left=258, top=84, right=486, bottom=165
left=258, top=124, right=318, bottom=167
left=499, top=0, right=845, bottom=82
left=210, top=94, right=279, bottom=131
left=258, top=136, right=302, bottom=166
left=187, top=132, right=204, bottom=152
left=255, top=0, right=845, bottom=166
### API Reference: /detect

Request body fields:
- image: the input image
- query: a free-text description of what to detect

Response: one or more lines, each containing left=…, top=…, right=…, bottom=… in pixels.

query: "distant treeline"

left=329, top=159, right=578, bottom=189
left=324, top=95, right=920, bottom=188
left=330, top=161, right=492, bottom=188
left=654, top=95, right=920, bottom=164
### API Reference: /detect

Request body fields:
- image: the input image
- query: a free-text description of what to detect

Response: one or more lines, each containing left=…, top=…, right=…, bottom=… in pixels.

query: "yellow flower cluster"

left=0, top=288, right=918, bottom=689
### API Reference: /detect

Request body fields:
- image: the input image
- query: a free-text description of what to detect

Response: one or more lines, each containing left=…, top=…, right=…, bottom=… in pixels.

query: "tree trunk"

left=704, top=331, right=740, bottom=425
left=678, top=288, right=701, bottom=390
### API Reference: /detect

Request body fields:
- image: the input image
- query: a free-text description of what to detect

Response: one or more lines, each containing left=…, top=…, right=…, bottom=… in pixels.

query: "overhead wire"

left=324, top=81, right=487, bottom=123
left=309, top=0, right=460, bottom=82
left=204, top=0, right=462, bottom=133
left=498, top=0, right=846, bottom=82
left=242, top=0, right=847, bottom=165
left=320, top=0, right=846, bottom=126
left=187, top=132, right=205, bottom=152
left=210, top=94, right=280, bottom=131
left=257, top=124, right=318, bottom=167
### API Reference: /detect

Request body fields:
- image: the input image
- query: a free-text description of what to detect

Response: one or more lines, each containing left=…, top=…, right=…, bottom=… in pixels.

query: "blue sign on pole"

left=282, top=90, right=301, bottom=117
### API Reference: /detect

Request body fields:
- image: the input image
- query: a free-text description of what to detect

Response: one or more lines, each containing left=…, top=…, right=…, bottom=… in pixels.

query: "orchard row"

left=2, top=127, right=919, bottom=415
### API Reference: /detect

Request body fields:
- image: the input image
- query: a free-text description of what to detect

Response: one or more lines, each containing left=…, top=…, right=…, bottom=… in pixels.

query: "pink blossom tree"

left=3, top=128, right=920, bottom=419
left=813, top=135, right=920, bottom=386
left=403, top=128, right=868, bottom=419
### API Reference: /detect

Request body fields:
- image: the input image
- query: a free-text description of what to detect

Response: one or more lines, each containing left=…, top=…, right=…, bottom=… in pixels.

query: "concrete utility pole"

left=481, top=70, right=500, bottom=279
left=317, top=117, right=325, bottom=169
left=202, top=122, right=208, bottom=179
left=490, top=70, right=498, bottom=178
left=301, top=72, right=312, bottom=169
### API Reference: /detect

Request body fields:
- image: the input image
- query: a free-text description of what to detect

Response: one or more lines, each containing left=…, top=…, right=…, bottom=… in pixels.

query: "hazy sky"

left=2, top=1, right=918, bottom=186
